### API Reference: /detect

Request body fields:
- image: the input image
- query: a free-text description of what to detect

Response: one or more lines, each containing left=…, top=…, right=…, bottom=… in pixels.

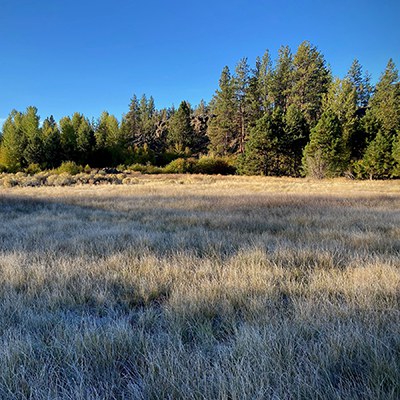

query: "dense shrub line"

left=0, top=157, right=235, bottom=187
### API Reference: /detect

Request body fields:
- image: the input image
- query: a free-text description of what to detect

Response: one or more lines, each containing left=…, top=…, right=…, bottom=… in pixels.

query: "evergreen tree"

left=207, top=66, right=239, bottom=155
left=290, top=41, right=331, bottom=127
left=239, top=109, right=284, bottom=176
left=42, top=116, right=61, bottom=168
left=59, top=116, right=77, bottom=162
left=346, top=59, right=373, bottom=108
left=392, top=131, right=400, bottom=176
left=94, top=111, right=124, bottom=165
left=72, top=113, right=95, bottom=165
left=123, top=94, right=159, bottom=154
left=192, top=100, right=210, bottom=154
left=247, top=50, right=273, bottom=127
left=257, top=50, right=273, bottom=113
left=124, top=95, right=140, bottom=145
left=369, top=59, right=400, bottom=134
left=283, top=104, right=309, bottom=175
left=0, top=110, right=26, bottom=171
left=138, top=95, right=157, bottom=149
left=362, top=130, right=394, bottom=179
left=96, top=112, right=120, bottom=149
left=168, top=101, right=194, bottom=152
left=23, top=106, right=44, bottom=166
left=270, top=45, right=293, bottom=111
left=234, top=57, right=251, bottom=153
left=359, top=59, right=400, bottom=178
left=302, top=111, right=348, bottom=178
left=322, top=78, right=357, bottom=159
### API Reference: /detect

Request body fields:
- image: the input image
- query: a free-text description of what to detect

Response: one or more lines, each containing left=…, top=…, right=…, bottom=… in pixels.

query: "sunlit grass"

left=0, top=176, right=399, bottom=399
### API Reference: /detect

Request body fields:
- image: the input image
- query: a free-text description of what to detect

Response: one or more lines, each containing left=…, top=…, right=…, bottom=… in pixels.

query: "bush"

left=163, top=158, right=196, bottom=174
left=25, top=163, right=42, bottom=175
left=55, top=161, right=83, bottom=175
left=47, top=172, right=74, bottom=186
left=194, top=156, right=236, bottom=175
left=0, top=175, right=18, bottom=187
left=128, top=164, right=147, bottom=173
left=127, top=164, right=163, bottom=174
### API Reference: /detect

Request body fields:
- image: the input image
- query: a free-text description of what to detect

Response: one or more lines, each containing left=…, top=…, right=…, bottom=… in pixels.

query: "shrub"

left=55, top=161, right=83, bottom=175
left=128, top=164, right=147, bottom=173
left=194, top=156, right=236, bottom=175
left=117, top=164, right=127, bottom=172
left=163, top=158, right=196, bottom=174
left=143, top=165, right=163, bottom=174
left=0, top=175, right=18, bottom=187
left=25, top=163, right=42, bottom=175
left=128, top=164, right=163, bottom=174
left=47, top=172, right=74, bottom=186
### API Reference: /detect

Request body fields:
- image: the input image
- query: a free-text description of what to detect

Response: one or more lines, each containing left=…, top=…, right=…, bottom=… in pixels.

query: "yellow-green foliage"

left=55, top=161, right=83, bottom=175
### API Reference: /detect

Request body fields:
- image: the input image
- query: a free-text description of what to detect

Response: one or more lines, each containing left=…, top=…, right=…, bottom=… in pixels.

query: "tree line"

left=1, top=41, right=399, bottom=178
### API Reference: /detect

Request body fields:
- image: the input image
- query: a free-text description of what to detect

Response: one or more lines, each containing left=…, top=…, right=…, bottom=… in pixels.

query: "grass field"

left=0, top=175, right=399, bottom=399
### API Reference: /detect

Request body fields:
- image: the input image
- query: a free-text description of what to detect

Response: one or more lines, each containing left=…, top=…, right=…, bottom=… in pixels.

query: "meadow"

left=0, top=175, right=399, bottom=399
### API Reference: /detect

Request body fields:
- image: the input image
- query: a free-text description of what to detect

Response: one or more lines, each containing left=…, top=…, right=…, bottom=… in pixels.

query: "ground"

left=0, top=175, right=399, bottom=399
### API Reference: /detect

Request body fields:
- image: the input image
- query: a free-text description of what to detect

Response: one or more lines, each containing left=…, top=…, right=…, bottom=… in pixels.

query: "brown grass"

left=0, top=175, right=399, bottom=399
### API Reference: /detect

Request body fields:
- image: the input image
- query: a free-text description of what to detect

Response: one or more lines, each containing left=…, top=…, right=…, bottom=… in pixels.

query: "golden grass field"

left=0, top=175, right=399, bottom=399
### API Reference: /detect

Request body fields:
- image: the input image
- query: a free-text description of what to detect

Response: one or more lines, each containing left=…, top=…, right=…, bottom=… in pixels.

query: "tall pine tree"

left=207, top=66, right=238, bottom=155
left=302, top=111, right=348, bottom=178
left=290, top=41, right=331, bottom=127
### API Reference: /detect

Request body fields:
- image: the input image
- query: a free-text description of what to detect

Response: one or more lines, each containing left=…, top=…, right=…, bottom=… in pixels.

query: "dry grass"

left=0, top=175, right=399, bottom=399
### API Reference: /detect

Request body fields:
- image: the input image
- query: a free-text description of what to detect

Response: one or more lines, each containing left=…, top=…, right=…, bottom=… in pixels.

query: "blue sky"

left=1, top=0, right=399, bottom=124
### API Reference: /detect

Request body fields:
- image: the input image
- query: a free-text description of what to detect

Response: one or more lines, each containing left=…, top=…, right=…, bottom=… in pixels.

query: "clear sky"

left=1, top=0, right=399, bottom=124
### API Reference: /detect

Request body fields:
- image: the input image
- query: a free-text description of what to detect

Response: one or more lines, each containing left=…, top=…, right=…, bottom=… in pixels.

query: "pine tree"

left=23, top=106, right=44, bottom=166
left=369, top=59, right=400, bottom=134
left=270, top=45, right=293, bottom=111
left=239, top=109, right=284, bottom=176
left=0, top=110, right=26, bottom=171
left=124, top=95, right=140, bottom=145
left=192, top=100, right=210, bottom=154
left=70, top=113, right=95, bottom=165
left=95, top=112, right=120, bottom=150
left=247, top=50, right=273, bottom=127
left=234, top=57, right=251, bottom=153
left=257, top=50, right=273, bottom=113
left=283, top=104, right=309, bottom=175
left=290, top=41, right=331, bottom=127
left=346, top=59, right=373, bottom=108
left=59, top=116, right=77, bottom=162
left=359, top=59, right=400, bottom=178
left=302, top=111, right=348, bottom=178
left=207, top=66, right=239, bottom=155
left=93, top=111, right=123, bottom=165
left=392, top=131, right=400, bottom=176
left=168, top=101, right=194, bottom=152
left=362, top=130, right=394, bottom=179
left=42, top=116, right=61, bottom=168
left=322, top=78, right=356, bottom=160
left=138, top=95, right=157, bottom=149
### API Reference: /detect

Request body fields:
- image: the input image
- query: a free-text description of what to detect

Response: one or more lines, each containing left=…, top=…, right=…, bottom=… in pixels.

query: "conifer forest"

left=1, top=41, right=400, bottom=179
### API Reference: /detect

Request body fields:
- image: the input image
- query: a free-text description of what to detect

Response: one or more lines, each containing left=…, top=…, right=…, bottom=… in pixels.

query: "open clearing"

left=0, top=176, right=399, bottom=399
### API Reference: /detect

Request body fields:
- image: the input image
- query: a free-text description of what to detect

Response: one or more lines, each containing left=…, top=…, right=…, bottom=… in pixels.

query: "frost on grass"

left=0, top=177, right=399, bottom=399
